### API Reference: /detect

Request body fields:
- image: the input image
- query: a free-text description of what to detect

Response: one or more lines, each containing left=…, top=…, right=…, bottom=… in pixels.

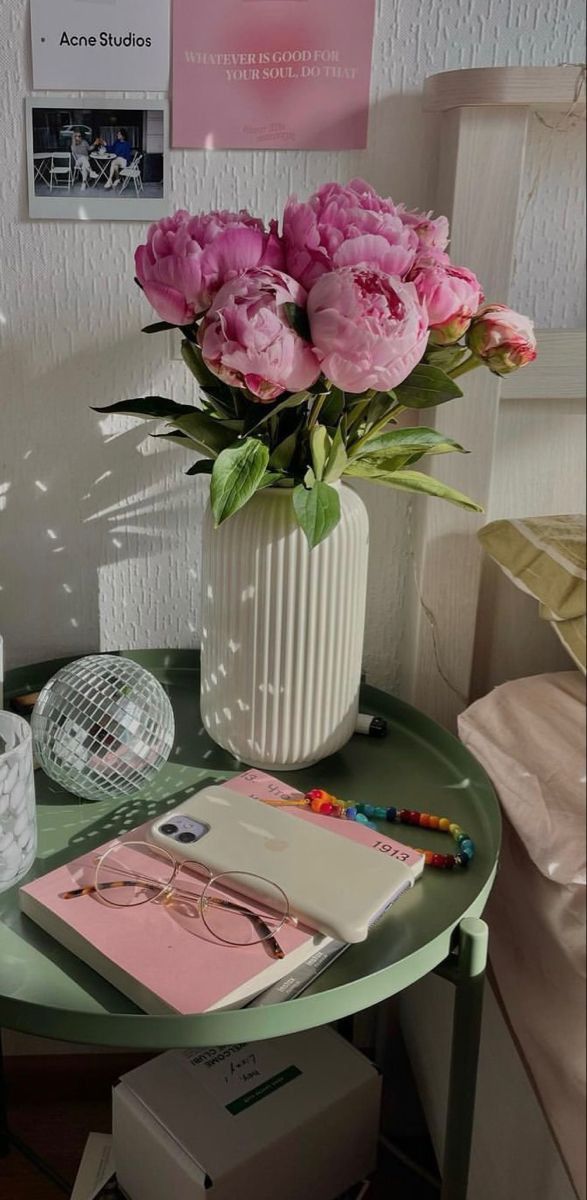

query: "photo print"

left=26, top=97, right=168, bottom=220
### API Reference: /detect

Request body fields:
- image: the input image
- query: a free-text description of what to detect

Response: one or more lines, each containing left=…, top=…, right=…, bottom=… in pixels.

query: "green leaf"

left=258, top=471, right=285, bottom=490
left=320, top=388, right=345, bottom=428
left=200, top=390, right=238, bottom=419
left=269, top=431, right=299, bottom=471
left=345, top=397, right=372, bottom=435
left=181, top=340, right=221, bottom=389
left=181, top=342, right=238, bottom=419
left=366, top=392, right=396, bottom=426
left=310, top=425, right=331, bottom=481
left=423, top=344, right=471, bottom=373
left=185, top=459, right=214, bottom=476
left=344, top=463, right=482, bottom=512
left=244, top=391, right=310, bottom=434
left=394, top=366, right=463, bottom=408
left=211, top=439, right=270, bottom=526
left=324, top=424, right=348, bottom=483
left=152, top=431, right=195, bottom=449
left=352, top=427, right=466, bottom=460
left=173, top=411, right=240, bottom=457
left=142, top=321, right=177, bottom=334
left=293, top=482, right=341, bottom=549
left=92, top=397, right=194, bottom=420
left=282, top=303, right=312, bottom=343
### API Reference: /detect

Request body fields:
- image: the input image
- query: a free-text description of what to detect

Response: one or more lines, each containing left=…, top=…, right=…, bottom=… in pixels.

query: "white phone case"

left=149, top=786, right=416, bottom=943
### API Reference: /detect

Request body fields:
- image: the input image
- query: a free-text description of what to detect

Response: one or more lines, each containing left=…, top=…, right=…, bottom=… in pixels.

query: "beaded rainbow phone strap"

left=267, top=789, right=476, bottom=871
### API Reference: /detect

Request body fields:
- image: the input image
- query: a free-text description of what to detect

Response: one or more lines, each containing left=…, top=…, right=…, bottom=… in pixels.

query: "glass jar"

left=0, top=712, right=37, bottom=892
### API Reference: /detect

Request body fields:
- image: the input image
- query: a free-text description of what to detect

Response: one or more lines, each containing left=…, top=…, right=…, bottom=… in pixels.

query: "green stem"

left=450, top=353, right=484, bottom=379
left=350, top=405, right=401, bottom=456
left=307, top=388, right=330, bottom=432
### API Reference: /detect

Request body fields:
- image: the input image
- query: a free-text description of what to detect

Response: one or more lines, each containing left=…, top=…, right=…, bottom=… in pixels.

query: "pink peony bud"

left=307, top=266, right=428, bottom=394
left=135, top=209, right=284, bottom=326
left=199, top=268, right=321, bottom=402
left=283, top=179, right=419, bottom=291
left=410, top=259, right=484, bottom=345
left=396, top=205, right=450, bottom=253
left=467, top=304, right=537, bottom=374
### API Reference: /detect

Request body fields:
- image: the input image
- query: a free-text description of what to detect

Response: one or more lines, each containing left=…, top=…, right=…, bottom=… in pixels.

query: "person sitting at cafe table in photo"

left=69, top=131, right=100, bottom=191
left=97, top=129, right=133, bottom=189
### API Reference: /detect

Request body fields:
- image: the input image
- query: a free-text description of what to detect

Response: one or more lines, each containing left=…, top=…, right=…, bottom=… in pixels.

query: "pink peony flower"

left=396, top=205, right=450, bottom=253
left=135, top=209, right=284, bottom=326
left=199, top=268, right=321, bottom=402
left=307, top=267, right=428, bottom=394
left=283, top=178, right=419, bottom=291
left=467, top=304, right=537, bottom=374
left=410, top=259, right=484, bottom=344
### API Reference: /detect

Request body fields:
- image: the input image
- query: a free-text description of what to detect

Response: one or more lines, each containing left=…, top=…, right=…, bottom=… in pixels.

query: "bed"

left=460, top=671, right=586, bottom=1199
left=401, top=668, right=586, bottom=1200
left=398, top=65, right=586, bottom=1200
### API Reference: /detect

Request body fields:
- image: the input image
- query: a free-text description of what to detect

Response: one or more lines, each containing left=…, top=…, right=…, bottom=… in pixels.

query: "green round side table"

left=0, top=650, right=500, bottom=1200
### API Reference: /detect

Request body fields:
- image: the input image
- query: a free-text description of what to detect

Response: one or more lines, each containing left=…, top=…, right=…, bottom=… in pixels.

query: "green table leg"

left=0, top=1034, right=9, bottom=1156
left=438, top=917, right=489, bottom=1200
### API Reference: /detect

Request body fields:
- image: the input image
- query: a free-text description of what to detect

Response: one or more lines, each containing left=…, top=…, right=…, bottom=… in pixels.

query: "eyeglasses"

left=62, top=839, right=297, bottom=960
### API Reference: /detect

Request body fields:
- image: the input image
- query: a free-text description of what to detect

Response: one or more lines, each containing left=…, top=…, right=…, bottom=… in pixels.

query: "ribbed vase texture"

left=200, top=485, right=370, bottom=770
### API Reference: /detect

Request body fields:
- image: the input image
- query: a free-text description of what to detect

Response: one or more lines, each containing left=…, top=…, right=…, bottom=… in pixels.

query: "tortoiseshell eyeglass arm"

left=210, top=897, right=286, bottom=959
left=61, top=881, right=160, bottom=899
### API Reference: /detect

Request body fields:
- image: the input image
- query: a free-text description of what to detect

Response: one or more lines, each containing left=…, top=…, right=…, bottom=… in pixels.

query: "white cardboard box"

left=113, top=1028, right=381, bottom=1200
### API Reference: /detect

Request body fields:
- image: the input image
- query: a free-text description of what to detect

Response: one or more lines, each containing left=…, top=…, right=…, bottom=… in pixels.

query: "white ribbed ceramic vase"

left=200, top=484, right=369, bottom=770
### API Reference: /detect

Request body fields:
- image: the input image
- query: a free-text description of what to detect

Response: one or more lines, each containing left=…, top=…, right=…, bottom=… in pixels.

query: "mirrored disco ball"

left=31, top=656, right=175, bottom=801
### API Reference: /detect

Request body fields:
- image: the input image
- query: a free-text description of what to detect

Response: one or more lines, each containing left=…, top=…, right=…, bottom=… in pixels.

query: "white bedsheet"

left=459, top=672, right=586, bottom=1199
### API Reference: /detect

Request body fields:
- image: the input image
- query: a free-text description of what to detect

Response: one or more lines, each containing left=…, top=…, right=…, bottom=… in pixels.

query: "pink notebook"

left=19, top=772, right=423, bottom=1015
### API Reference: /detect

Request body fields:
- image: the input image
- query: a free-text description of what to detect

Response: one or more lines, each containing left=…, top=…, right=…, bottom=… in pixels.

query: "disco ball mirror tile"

left=31, top=656, right=175, bottom=801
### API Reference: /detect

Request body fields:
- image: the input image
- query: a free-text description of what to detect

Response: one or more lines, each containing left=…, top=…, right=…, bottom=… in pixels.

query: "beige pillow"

left=478, top=514, right=586, bottom=672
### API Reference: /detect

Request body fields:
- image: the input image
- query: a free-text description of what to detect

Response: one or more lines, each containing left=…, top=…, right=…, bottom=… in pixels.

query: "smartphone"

left=149, top=786, right=417, bottom=943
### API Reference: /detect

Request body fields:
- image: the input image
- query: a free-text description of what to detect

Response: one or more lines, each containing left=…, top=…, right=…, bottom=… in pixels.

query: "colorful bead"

left=301, top=789, right=477, bottom=873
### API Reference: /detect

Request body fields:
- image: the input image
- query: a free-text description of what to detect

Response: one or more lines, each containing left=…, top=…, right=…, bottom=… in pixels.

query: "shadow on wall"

left=0, top=331, right=208, bottom=669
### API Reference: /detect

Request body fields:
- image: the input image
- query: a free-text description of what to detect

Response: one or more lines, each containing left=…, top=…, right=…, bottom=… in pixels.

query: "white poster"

left=30, top=0, right=170, bottom=91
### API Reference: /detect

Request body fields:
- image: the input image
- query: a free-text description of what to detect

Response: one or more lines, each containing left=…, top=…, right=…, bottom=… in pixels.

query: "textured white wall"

left=0, top=1, right=585, bottom=685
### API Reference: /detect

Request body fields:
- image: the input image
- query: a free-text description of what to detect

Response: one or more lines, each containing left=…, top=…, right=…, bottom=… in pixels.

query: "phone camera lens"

left=160, top=823, right=178, bottom=836
left=178, top=831, right=197, bottom=844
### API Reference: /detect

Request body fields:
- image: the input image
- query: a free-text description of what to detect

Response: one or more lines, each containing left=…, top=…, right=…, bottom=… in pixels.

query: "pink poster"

left=172, top=0, right=376, bottom=150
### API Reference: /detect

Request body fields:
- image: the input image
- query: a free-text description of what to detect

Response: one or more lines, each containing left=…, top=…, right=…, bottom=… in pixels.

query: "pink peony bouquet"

left=98, top=179, right=536, bottom=547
